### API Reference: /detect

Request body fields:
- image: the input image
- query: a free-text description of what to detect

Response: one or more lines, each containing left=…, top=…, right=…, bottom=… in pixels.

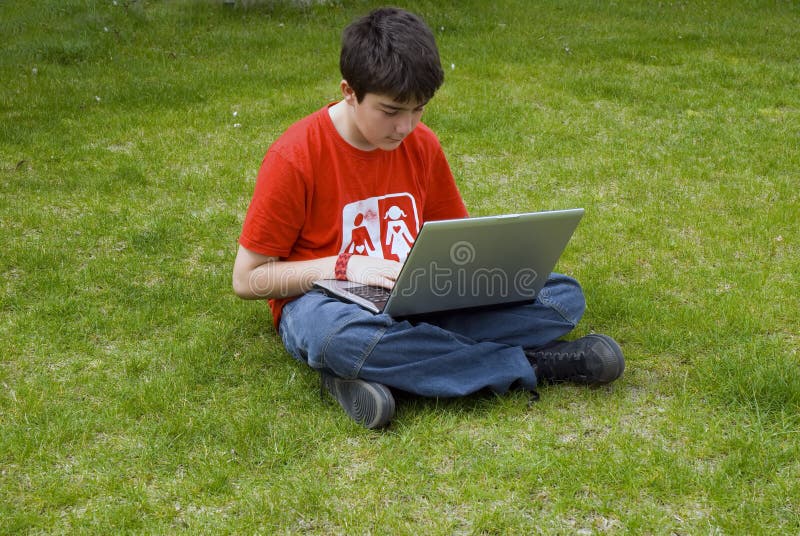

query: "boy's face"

left=342, top=82, right=426, bottom=151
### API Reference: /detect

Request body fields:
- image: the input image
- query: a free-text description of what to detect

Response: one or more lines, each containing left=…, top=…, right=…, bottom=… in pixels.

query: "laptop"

left=313, top=208, right=584, bottom=318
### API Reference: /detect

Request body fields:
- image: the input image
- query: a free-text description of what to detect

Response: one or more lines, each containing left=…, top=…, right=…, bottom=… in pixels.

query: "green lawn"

left=2, top=0, right=799, bottom=533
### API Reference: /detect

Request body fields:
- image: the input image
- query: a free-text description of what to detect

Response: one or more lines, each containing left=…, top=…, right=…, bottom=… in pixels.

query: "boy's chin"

left=378, top=139, right=404, bottom=151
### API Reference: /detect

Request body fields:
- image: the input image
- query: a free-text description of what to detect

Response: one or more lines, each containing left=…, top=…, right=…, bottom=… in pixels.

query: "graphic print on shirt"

left=340, top=193, right=419, bottom=262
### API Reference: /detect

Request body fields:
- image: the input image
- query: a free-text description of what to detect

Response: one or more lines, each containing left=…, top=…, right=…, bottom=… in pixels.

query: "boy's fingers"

left=359, top=270, right=395, bottom=289
left=348, top=257, right=401, bottom=288
left=348, top=256, right=400, bottom=283
left=365, top=275, right=394, bottom=290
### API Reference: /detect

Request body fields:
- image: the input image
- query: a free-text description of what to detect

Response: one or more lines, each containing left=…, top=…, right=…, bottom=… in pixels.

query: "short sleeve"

left=239, top=149, right=308, bottom=258
left=421, top=140, right=469, bottom=222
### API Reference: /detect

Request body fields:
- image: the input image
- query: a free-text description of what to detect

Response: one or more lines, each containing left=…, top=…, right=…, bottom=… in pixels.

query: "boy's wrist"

left=335, top=252, right=353, bottom=280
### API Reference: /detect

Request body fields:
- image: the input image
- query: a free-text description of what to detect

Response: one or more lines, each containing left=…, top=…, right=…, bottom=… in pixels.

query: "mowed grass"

left=1, top=0, right=798, bottom=533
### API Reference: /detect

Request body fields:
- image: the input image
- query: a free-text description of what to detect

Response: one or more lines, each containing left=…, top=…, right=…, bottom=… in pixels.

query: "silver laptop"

left=313, top=208, right=584, bottom=318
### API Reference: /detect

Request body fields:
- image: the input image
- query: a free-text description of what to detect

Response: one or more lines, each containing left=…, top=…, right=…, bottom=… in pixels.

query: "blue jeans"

left=278, top=273, right=585, bottom=397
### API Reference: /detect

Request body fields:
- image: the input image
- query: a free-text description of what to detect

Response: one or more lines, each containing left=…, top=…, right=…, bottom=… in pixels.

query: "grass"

left=1, top=0, right=798, bottom=533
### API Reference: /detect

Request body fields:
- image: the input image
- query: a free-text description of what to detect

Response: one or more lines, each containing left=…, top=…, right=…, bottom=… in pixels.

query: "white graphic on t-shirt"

left=383, top=205, right=414, bottom=261
left=342, top=212, right=377, bottom=256
left=340, top=193, right=418, bottom=262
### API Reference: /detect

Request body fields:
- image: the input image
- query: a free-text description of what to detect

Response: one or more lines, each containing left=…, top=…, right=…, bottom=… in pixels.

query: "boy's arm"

left=232, top=245, right=401, bottom=300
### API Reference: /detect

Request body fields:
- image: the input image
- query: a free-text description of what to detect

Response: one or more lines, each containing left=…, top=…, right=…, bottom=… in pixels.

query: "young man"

left=233, top=7, right=624, bottom=429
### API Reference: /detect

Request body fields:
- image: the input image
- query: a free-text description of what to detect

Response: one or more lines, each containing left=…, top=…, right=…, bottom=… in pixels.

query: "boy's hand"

left=347, top=255, right=402, bottom=289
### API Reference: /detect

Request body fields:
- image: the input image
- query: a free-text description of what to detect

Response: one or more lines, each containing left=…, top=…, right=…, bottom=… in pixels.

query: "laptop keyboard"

left=348, top=284, right=391, bottom=308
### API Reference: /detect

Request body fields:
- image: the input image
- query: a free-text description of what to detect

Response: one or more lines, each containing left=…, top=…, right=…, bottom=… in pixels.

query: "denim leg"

left=419, top=273, right=586, bottom=348
left=279, top=290, right=537, bottom=397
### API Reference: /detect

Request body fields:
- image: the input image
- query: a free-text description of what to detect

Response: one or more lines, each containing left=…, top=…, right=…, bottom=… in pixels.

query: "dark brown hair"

left=340, top=7, right=444, bottom=103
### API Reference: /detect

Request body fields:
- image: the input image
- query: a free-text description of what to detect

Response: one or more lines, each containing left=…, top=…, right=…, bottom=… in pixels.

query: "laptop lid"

left=315, top=208, right=584, bottom=317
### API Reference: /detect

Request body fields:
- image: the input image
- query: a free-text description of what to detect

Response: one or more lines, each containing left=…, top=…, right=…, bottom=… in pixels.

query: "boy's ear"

left=341, top=80, right=357, bottom=105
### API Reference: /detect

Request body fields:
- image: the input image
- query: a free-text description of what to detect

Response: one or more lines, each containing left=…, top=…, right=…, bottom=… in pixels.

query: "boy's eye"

left=383, top=110, right=398, bottom=116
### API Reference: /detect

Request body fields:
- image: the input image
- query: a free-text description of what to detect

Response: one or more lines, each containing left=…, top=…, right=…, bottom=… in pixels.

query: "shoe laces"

left=537, top=348, right=588, bottom=378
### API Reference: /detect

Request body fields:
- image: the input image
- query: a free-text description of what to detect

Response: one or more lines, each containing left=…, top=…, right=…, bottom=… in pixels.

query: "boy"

left=233, top=7, right=624, bottom=429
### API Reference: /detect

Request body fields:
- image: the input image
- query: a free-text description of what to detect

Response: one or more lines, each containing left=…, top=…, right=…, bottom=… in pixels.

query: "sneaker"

left=320, top=372, right=396, bottom=429
left=525, top=334, right=625, bottom=385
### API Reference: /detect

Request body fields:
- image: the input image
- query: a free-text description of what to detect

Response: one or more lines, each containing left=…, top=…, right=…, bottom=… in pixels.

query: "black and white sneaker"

left=320, top=372, right=396, bottom=429
left=525, top=334, right=625, bottom=385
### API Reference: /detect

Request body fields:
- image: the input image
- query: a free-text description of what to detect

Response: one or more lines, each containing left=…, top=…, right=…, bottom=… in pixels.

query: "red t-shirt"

left=239, top=104, right=469, bottom=327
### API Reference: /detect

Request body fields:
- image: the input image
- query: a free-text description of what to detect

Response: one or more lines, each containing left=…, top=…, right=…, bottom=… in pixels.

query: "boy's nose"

left=395, top=115, right=413, bottom=135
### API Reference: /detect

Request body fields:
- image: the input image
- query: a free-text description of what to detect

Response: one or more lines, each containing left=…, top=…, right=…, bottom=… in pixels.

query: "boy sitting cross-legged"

left=233, top=7, right=624, bottom=429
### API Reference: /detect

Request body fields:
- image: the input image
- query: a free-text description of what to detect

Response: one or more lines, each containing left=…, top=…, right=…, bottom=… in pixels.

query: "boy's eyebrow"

left=379, top=100, right=428, bottom=111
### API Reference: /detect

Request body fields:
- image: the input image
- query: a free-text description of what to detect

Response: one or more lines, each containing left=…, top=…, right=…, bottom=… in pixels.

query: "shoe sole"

left=322, top=373, right=395, bottom=429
